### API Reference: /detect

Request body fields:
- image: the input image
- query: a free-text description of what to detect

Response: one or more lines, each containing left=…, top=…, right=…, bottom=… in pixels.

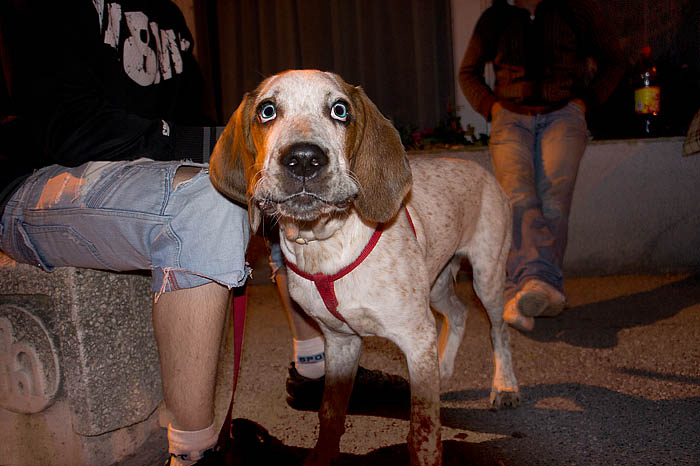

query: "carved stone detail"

left=0, top=297, right=61, bottom=414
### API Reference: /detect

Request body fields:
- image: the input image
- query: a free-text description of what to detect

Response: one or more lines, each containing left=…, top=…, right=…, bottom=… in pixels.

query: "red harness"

left=284, top=207, right=416, bottom=324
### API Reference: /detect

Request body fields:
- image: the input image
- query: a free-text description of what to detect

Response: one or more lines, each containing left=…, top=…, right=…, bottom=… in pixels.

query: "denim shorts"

left=0, top=159, right=250, bottom=293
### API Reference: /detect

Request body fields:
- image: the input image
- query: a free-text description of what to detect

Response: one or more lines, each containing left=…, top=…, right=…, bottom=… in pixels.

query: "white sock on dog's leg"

left=293, top=336, right=325, bottom=379
left=167, top=423, right=218, bottom=466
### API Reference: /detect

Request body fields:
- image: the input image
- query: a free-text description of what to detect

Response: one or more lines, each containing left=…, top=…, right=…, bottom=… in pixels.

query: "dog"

left=209, top=70, right=519, bottom=466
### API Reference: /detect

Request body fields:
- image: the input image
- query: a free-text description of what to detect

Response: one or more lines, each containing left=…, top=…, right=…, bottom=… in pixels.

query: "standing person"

left=1, top=1, right=249, bottom=464
left=459, top=0, right=624, bottom=331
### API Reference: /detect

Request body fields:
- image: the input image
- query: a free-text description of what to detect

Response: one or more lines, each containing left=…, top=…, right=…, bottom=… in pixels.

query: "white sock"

left=167, top=423, right=218, bottom=465
left=293, top=336, right=325, bottom=379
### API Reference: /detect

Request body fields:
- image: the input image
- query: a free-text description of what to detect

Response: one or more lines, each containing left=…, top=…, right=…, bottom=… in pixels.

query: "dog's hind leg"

left=430, top=256, right=467, bottom=383
left=468, top=200, right=520, bottom=409
left=471, top=256, right=520, bottom=407
left=305, top=331, right=362, bottom=466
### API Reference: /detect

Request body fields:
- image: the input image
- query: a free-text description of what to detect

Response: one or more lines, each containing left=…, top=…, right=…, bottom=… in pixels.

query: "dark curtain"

left=194, top=0, right=454, bottom=132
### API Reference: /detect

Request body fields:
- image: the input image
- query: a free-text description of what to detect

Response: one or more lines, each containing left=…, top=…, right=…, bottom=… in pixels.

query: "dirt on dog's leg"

left=392, top=311, right=443, bottom=466
left=305, top=332, right=362, bottom=466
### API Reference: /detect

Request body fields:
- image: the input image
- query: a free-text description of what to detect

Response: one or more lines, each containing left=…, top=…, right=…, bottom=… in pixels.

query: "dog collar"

left=284, top=207, right=415, bottom=324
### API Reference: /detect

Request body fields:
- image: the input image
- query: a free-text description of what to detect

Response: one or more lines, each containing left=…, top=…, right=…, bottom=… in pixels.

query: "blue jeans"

left=489, top=102, right=588, bottom=301
left=268, top=235, right=284, bottom=281
left=0, top=159, right=250, bottom=293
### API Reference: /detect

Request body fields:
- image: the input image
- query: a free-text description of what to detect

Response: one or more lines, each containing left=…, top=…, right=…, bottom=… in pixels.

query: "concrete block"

left=0, top=253, right=166, bottom=465
left=565, top=137, right=700, bottom=275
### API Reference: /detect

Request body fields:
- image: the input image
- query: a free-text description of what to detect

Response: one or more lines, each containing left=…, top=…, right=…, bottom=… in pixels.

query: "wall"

left=414, top=137, right=700, bottom=276
left=450, top=0, right=490, bottom=136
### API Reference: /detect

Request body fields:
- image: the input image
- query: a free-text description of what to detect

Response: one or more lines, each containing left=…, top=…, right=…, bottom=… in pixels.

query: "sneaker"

left=164, top=419, right=288, bottom=466
left=518, top=279, right=567, bottom=317
left=221, top=418, right=289, bottom=465
left=164, top=447, right=224, bottom=466
left=286, top=363, right=410, bottom=415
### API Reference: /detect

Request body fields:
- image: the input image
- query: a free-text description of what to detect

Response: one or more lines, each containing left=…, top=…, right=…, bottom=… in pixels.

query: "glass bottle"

left=634, top=46, right=661, bottom=137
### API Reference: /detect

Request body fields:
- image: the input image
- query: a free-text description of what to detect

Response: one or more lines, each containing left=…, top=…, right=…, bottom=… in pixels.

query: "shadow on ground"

left=222, top=417, right=504, bottom=465
left=228, top=376, right=699, bottom=465
left=229, top=275, right=700, bottom=465
left=441, top=383, right=700, bottom=465
left=523, top=273, right=700, bottom=348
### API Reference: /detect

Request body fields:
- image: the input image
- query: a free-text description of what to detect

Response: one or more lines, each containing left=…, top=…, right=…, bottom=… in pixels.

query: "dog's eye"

left=330, top=101, right=349, bottom=122
left=258, top=102, right=276, bottom=123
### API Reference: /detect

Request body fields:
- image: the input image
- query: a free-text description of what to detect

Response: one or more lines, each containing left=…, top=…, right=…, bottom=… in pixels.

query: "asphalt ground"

left=208, top=251, right=700, bottom=466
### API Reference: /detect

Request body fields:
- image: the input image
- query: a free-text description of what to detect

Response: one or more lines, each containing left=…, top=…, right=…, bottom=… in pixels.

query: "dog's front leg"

left=304, top=331, right=362, bottom=466
left=393, top=314, right=443, bottom=466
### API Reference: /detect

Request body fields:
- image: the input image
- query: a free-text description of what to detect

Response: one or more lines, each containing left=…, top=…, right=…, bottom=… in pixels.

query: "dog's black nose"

left=280, top=143, right=328, bottom=180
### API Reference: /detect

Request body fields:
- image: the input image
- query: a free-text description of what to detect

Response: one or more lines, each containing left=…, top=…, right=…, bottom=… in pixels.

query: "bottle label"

left=635, top=86, right=660, bottom=114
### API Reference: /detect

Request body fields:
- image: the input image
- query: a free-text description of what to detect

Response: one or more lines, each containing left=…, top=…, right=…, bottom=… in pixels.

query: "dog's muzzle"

left=254, top=141, right=356, bottom=221
left=280, top=142, right=329, bottom=181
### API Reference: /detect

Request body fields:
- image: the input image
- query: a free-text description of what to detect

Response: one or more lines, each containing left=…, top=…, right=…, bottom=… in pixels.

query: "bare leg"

left=154, top=168, right=238, bottom=463
left=275, top=267, right=321, bottom=340
left=152, top=281, right=229, bottom=430
left=276, top=267, right=326, bottom=378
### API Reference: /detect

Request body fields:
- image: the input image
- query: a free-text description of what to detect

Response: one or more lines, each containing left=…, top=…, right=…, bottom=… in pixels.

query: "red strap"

left=285, top=226, right=384, bottom=323
left=311, top=275, right=342, bottom=321
left=217, top=289, right=247, bottom=446
left=231, top=292, right=246, bottom=394
left=284, top=206, right=415, bottom=324
left=404, top=206, right=416, bottom=237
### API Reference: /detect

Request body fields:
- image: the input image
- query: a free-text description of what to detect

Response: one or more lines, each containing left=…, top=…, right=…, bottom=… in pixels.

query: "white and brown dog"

left=210, top=70, right=519, bottom=466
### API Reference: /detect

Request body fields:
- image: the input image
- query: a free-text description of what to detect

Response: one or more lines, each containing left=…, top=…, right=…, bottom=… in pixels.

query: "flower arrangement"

left=399, top=106, right=489, bottom=151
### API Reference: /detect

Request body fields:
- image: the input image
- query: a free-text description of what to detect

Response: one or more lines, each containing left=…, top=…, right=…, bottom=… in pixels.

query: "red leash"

left=217, top=288, right=247, bottom=448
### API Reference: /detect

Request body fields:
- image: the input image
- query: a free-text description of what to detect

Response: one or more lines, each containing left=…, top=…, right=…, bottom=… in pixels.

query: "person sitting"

left=1, top=1, right=248, bottom=464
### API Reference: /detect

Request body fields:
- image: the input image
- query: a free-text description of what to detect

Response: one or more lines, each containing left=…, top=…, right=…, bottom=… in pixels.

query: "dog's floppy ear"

left=347, top=84, right=412, bottom=223
left=209, top=92, right=263, bottom=233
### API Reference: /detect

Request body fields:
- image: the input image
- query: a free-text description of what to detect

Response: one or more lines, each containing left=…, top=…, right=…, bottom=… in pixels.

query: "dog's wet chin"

left=256, top=194, right=353, bottom=221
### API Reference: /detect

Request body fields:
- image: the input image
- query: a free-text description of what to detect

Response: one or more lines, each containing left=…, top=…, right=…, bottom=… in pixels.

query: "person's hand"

left=490, top=101, right=503, bottom=120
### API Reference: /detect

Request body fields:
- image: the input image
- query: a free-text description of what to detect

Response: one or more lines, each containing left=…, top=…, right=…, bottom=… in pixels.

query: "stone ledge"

left=0, top=253, right=166, bottom=465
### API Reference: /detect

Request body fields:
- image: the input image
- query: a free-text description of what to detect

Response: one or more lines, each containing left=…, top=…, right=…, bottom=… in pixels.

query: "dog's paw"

left=489, top=388, right=521, bottom=409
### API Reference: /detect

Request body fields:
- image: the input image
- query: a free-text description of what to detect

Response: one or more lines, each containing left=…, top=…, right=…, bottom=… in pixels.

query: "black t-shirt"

left=1, top=0, right=217, bottom=209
